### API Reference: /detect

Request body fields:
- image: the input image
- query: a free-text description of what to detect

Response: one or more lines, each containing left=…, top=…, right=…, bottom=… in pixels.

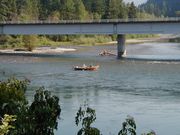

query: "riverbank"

left=0, top=47, right=76, bottom=56
left=0, top=35, right=173, bottom=56
left=97, top=35, right=169, bottom=45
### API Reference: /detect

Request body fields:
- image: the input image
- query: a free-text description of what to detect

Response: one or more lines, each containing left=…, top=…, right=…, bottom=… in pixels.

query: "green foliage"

left=48, top=11, right=60, bottom=21
left=0, top=78, right=29, bottom=116
left=127, top=2, right=137, bottom=18
left=0, top=0, right=9, bottom=21
left=0, top=78, right=29, bottom=135
left=19, top=0, right=39, bottom=21
left=126, top=34, right=156, bottom=39
left=0, top=35, right=12, bottom=45
left=0, top=114, right=16, bottom=135
left=61, top=0, right=76, bottom=20
left=75, top=104, right=100, bottom=135
left=0, top=0, right=17, bottom=21
left=72, top=35, right=112, bottom=45
left=22, top=35, right=38, bottom=51
left=0, top=78, right=61, bottom=135
left=0, top=35, right=24, bottom=49
left=104, top=0, right=127, bottom=19
left=118, top=116, right=136, bottom=135
left=137, top=12, right=155, bottom=19
left=74, top=0, right=88, bottom=20
left=1, top=0, right=155, bottom=22
left=28, top=88, right=61, bottom=135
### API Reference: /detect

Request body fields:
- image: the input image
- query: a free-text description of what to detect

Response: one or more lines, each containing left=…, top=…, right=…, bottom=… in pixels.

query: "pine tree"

left=38, top=0, right=49, bottom=20
left=105, top=0, right=126, bottom=19
left=0, top=0, right=17, bottom=21
left=0, top=0, right=8, bottom=21
left=128, top=2, right=137, bottom=18
left=60, top=0, right=76, bottom=20
left=92, top=0, right=105, bottom=16
left=74, top=0, right=88, bottom=20
left=19, top=0, right=39, bottom=21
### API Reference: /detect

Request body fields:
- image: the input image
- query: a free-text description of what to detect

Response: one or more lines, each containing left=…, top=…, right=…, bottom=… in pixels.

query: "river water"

left=0, top=42, right=180, bottom=135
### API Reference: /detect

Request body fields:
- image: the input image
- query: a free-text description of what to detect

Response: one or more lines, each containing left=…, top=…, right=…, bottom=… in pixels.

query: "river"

left=0, top=42, right=180, bottom=135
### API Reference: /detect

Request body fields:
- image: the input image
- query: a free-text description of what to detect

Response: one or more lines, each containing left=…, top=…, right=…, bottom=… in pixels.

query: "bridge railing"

left=0, top=17, right=180, bottom=24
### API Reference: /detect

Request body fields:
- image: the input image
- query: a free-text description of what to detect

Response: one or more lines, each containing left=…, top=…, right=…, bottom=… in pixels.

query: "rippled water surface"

left=0, top=42, right=180, bottom=135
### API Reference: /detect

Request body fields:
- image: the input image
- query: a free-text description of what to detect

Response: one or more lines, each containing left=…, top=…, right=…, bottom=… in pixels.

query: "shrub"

left=75, top=104, right=100, bottom=135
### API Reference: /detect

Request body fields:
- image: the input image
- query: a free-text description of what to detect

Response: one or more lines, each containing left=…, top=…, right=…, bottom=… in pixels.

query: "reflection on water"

left=0, top=42, right=180, bottom=135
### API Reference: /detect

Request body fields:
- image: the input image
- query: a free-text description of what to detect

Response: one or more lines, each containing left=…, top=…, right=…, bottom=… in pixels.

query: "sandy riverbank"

left=0, top=35, right=173, bottom=56
left=0, top=47, right=76, bottom=55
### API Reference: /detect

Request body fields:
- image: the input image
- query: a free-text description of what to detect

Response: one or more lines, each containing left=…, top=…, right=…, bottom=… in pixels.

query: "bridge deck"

left=0, top=18, right=180, bottom=35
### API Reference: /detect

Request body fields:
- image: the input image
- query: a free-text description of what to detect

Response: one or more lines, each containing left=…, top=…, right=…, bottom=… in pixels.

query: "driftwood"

left=99, top=50, right=116, bottom=56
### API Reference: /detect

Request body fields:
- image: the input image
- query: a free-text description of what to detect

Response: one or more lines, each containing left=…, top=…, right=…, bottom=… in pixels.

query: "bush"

left=0, top=114, right=16, bottom=135
left=23, top=35, right=38, bottom=51
left=28, top=88, right=61, bottom=135
left=0, top=78, right=61, bottom=135
left=118, top=116, right=136, bottom=135
left=75, top=104, right=100, bottom=135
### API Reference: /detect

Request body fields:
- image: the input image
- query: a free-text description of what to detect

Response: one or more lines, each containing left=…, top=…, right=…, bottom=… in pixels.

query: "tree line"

left=0, top=0, right=139, bottom=22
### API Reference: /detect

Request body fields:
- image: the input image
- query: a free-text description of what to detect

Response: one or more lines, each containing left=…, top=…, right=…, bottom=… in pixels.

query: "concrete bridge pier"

left=117, top=34, right=126, bottom=58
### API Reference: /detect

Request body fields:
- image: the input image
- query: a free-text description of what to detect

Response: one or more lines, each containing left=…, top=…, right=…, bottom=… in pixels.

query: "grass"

left=126, top=34, right=157, bottom=39
left=0, top=34, right=159, bottom=50
left=72, top=35, right=112, bottom=45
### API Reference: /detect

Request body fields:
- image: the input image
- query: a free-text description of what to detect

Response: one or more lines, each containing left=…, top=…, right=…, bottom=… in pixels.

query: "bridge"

left=1, top=18, right=180, bottom=58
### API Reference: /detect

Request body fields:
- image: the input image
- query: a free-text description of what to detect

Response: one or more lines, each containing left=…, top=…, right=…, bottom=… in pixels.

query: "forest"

left=140, top=0, right=180, bottom=17
left=0, top=0, right=139, bottom=21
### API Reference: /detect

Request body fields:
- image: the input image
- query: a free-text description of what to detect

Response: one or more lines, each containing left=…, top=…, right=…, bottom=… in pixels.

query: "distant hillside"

left=140, top=0, right=180, bottom=17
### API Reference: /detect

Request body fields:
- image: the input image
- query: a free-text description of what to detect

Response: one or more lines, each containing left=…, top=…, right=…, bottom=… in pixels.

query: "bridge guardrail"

left=0, top=17, right=180, bottom=24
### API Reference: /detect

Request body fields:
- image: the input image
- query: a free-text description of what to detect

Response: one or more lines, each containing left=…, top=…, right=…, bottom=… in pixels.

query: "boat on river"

left=73, top=64, right=99, bottom=71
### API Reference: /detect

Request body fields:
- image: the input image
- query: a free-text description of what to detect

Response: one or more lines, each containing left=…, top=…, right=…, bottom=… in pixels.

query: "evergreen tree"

left=23, top=35, right=38, bottom=51
left=0, top=0, right=8, bottom=21
left=105, top=0, right=127, bottom=19
left=74, top=0, right=88, bottom=20
left=91, top=0, right=105, bottom=17
left=60, top=0, right=76, bottom=20
left=118, top=0, right=128, bottom=19
left=128, top=2, right=137, bottom=18
left=106, top=0, right=119, bottom=19
left=82, top=0, right=94, bottom=12
left=15, top=0, right=26, bottom=15
left=48, top=11, right=61, bottom=21
left=19, top=0, right=39, bottom=21
left=0, top=0, right=17, bottom=21
left=38, top=0, right=49, bottom=20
